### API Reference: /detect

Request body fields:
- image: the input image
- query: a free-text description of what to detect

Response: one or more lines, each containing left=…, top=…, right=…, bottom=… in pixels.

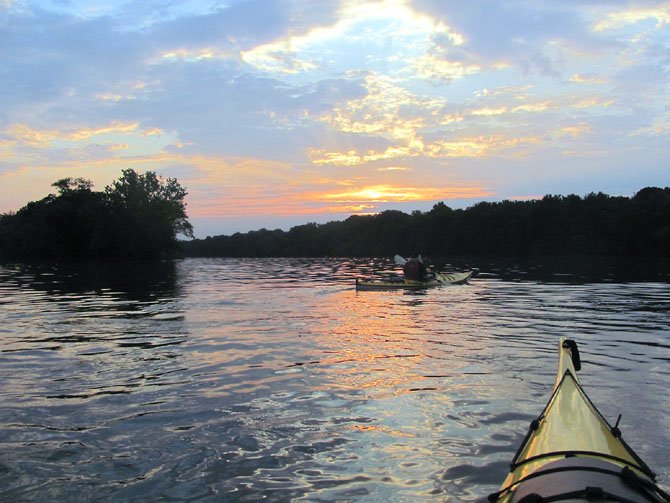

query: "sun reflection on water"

left=1, top=259, right=668, bottom=501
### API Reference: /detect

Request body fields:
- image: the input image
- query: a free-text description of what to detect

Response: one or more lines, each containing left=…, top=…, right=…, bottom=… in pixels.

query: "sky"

left=1, top=0, right=669, bottom=238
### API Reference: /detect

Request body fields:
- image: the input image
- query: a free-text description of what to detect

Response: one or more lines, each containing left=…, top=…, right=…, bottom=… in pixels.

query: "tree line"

left=3, top=180, right=668, bottom=261
left=0, top=170, right=193, bottom=261
left=181, top=187, right=670, bottom=258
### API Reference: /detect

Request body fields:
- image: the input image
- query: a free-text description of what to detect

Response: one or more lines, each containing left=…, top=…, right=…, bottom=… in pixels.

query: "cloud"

left=570, top=73, right=607, bottom=84
left=316, top=184, right=486, bottom=203
left=471, top=107, right=507, bottom=116
left=1, top=0, right=670, bottom=235
left=555, top=123, right=593, bottom=139
left=594, top=5, right=670, bottom=32
left=377, top=166, right=409, bottom=172
left=241, top=0, right=465, bottom=76
left=1, top=121, right=174, bottom=158
left=413, top=0, right=594, bottom=75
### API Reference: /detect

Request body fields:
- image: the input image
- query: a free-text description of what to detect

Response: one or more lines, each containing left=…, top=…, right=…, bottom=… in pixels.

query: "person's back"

left=403, top=255, right=428, bottom=281
left=403, top=259, right=421, bottom=280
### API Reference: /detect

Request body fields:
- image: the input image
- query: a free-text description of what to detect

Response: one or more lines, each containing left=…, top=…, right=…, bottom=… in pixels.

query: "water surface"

left=1, top=258, right=668, bottom=501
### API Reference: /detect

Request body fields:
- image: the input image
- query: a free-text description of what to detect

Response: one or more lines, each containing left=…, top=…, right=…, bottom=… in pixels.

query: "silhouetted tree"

left=0, top=169, right=193, bottom=260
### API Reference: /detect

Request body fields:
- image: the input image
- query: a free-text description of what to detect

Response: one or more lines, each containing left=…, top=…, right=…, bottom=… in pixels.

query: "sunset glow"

left=1, top=0, right=669, bottom=236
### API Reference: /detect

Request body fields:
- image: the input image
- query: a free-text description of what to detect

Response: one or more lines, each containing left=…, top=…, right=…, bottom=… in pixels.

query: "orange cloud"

left=511, top=102, right=551, bottom=113
left=430, top=134, right=541, bottom=159
left=109, top=143, right=130, bottom=150
left=1, top=124, right=491, bottom=223
left=314, top=184, right=490, bottom=204
left=319, top=185, right=438, bottom=202
left=187, top=178, right=492, bottom=220
left=5, top=124, right=60, bottom=146
left=4, top=122, right=150, bottom=146
left=555, top=123, right=592, bottom=138
left=570, top=74, right=607, bottom=84
left=573, top=98, right=615, bottom=109
left=377, top=166, right=409, bottom=172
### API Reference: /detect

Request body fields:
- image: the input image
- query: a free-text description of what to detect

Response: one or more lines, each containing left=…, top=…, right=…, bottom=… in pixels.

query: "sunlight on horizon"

left=2, top=0, right=669, bottom=235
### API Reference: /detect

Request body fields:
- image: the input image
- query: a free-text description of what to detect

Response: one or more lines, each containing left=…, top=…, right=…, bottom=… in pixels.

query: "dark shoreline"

left=3, top=255, right=670, bottom=284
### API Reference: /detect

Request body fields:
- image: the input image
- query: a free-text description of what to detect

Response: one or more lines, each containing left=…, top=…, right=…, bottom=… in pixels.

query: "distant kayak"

left=355, top=270, right=473, bottom=290
left=489, top=338, right=670, bottom=502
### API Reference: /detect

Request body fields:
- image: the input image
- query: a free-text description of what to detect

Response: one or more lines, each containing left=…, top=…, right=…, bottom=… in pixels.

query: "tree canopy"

left=0, top=169, right=193, bottom=260
left=180, top=188, right=670, bottom=258
left=4, top=180, right=669, bottom=261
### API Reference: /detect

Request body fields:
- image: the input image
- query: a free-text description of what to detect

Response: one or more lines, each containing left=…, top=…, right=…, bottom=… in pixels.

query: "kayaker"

left=403, top=254, right=431, bottom=281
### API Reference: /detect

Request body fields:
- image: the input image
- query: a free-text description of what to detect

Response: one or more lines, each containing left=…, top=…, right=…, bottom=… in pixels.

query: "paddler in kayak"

left=402, top=254, right=434, bottom=281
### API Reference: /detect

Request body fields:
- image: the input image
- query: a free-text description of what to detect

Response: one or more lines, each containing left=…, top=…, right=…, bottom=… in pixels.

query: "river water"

left=0, top=257, right=668, bottom=502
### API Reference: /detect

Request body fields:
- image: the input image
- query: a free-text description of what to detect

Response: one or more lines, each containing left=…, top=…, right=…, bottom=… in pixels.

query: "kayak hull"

left=355, top=270, right=473, bottom=290
left=490, top=339, right=667, bottom=502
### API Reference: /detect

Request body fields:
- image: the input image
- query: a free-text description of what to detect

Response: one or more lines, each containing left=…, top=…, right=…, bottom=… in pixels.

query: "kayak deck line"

left=491, top=461, right=667, bottom=503
left=490, top=338, right=670, bottom=503
left=508, top=369, right=655, bottom=480
left=510, top=449, right=651, bottom=476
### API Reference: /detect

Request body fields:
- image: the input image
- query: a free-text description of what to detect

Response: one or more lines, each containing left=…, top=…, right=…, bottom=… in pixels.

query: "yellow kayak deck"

left=490, top=339, right=667, bottom=502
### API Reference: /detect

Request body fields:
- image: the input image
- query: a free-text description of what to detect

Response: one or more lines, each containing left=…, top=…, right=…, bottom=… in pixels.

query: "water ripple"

left=0, top=258, right=669, bottom=501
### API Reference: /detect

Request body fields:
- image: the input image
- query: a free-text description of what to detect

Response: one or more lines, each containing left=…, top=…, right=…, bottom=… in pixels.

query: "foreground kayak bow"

left=489, top=338, right=670, bottom=503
